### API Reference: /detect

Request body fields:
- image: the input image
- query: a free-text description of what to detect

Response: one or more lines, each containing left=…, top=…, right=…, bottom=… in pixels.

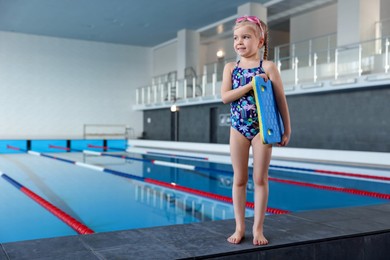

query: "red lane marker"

left=21, top=187, right=94, bottom=234
left=6, top=145, right=21, bottom=151
left=269, top=177, right=390, bottom=200
left=88, top=144, right=109, bottom=149
left=49, top=145, right=71, bottom=151
left=314, top=169, right=390, bottom=182
left=145, top=178, right=289, bottom=215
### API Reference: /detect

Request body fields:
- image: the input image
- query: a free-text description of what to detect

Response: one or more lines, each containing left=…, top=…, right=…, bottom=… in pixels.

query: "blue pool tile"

left=0, top=140, right=26, bottom=154
left=31, top=140, right=68, bottom=153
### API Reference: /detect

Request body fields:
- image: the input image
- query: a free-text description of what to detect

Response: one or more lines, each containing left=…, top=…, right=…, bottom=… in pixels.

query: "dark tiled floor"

left=1, top=203, right=390, bottom=259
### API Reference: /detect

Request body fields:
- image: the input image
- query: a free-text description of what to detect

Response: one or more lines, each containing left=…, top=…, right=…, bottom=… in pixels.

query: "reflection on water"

left=135, top=182, right=254, bottom=223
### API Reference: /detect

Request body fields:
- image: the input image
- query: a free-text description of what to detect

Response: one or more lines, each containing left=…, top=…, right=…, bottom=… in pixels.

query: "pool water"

left=0, top=152, right=249, bottom=243
left=0, top=149, right=389, bottom=243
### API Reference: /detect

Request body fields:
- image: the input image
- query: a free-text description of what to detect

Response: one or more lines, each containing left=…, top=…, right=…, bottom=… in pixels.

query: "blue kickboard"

left=252, top=76, right=284, bottom=144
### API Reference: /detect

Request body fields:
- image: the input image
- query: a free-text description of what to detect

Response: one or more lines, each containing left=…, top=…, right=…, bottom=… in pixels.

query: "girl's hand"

left=277, top=133, right=290, bottom=147
left=248, top=73, right=269, bottom=90
left=255, top=72, right=269, bottom=82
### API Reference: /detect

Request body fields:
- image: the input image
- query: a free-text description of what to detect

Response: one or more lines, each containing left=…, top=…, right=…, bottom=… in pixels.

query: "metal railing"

left=83, top=124, right=133, bottom=139
left=135, top=36, right=390, bottom=107
left=278, top=37, right=390, bottom=87
left=274, top=33, right=337, bottom=70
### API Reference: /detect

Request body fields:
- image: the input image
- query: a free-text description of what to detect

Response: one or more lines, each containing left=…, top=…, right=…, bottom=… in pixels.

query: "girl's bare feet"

left=227, top=230, right=245, bottom=244
left=253, top=231, right=268, bottom=245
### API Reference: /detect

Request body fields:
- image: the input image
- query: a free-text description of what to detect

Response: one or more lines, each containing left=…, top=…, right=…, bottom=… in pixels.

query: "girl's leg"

left=251, top=135, right=272, bottom=245
left=227, top=128, right=251, bottom=244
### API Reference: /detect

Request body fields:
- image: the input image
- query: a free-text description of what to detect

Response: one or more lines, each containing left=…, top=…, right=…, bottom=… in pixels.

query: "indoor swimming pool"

left=0, top=140, right=389, bottom=244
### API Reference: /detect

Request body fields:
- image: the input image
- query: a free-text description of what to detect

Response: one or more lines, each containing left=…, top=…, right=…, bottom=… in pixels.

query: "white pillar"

left=177, top=29, right=200, bottom=79
left=337, top=0, right=380, bottom=46
left=237, top=2, right=267, bottom=23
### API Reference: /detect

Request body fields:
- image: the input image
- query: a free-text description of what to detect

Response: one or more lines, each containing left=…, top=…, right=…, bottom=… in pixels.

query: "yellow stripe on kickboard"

left=251, top=77, right=267, bottom=144
left=252, top=76, right=284, bottom=144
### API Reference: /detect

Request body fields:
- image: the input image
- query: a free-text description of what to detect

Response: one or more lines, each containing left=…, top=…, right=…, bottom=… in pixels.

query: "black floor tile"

left=94, top=242, right=189, bottom=260
left=194, top=218, right=236, bottom=235
left=142, top=221, right=226, bottom=241
left=365, top=202, right=390, bottom=213
left=2, top=235, right=94, bottom=260
left=1, top=203, right=389, bottom=259
left=291, top=204, right=390, bottom=227
left=290, top=207, right=357, bottom=223
left=264, top=213, right=313, bottom=231
left=140, top=222, right=244, bottom=257
left=80, top=228, right=161, bottom=250
left=323, top=217, right=390, bottom=234
left=338, top=205, right=390, bottom=219
left=33, top=250, right=100, bottom=260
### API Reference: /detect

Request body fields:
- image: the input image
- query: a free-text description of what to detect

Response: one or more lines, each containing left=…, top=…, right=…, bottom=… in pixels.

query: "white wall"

left=0, top=31, right=151, bottom=139
left=290, top=3, right=337, bottom=43
left=152, top=41, right=177, bottom=77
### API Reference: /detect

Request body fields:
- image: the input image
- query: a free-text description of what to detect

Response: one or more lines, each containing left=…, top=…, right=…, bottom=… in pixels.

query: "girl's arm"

left=221, top=62, right=253, bottom=104
left=263, top=61, right=291, bottom=146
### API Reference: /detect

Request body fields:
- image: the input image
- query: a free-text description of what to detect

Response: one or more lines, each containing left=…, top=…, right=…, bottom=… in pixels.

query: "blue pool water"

left=0, top=143, right=389, bottom=243
left=0, top=152, right=246, bottom=243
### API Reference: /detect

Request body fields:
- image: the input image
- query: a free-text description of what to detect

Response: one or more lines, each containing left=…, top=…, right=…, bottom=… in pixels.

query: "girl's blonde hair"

left=234, top=16, right=269, bottom=60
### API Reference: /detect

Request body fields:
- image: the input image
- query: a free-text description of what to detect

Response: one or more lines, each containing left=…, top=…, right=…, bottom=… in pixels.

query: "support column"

left=337, top=0, right=380, bottom=46
left=177, top=29, right=200, bottom=79
left=237, top=2, right=267, bottom=23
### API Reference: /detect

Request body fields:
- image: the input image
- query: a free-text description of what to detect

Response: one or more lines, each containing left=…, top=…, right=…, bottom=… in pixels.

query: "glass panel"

left=336, top=46, right=361, bottom=79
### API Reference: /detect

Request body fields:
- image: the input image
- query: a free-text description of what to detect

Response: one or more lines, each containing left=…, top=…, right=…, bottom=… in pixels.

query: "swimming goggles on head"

left=236, top=15, right=264, bottom=33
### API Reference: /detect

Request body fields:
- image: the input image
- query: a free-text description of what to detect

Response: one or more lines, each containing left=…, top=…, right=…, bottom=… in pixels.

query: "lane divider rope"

left=0, top=172, right=94, bottom=234
left=49, top=145, right=390, bottom=200
left=270, top=165, right=390, bottom=182
left=269, top=177, right=390, bottom=200
left=48, top=145, right=232, bottom=175
left=128, top=148, right=389, bottom=182
left=48, top=145, right=71, bottom=151
left=9, top=144, right=289, bottom=214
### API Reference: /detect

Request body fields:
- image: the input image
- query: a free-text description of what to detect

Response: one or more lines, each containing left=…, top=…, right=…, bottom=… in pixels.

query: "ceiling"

left=0, top=0, right=336, bottom=47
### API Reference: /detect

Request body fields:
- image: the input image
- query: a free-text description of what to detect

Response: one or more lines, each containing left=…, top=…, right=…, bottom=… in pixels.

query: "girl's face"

left=233, top=25, right=263, bottom=58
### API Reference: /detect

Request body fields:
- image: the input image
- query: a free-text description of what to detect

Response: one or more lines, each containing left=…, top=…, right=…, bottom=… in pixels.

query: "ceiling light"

left=216, top=50, right=225, bottom=58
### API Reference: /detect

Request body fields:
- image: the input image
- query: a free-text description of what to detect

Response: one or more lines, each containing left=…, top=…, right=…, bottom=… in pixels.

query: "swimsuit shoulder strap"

left=259, top=60, right=266, bottom=73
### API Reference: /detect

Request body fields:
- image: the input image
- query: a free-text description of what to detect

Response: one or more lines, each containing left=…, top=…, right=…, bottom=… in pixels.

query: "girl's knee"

left=253, top=175, right=268, bottom=186
left=234, top=176, right=248, bottom=187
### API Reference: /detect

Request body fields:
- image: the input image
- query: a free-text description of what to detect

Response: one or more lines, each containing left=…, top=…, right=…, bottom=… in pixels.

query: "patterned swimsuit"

left=230, top=60, right=265, bottom=140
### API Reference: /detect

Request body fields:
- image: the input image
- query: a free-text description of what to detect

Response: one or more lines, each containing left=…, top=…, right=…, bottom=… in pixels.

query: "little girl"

left=221, top=16, right=291, bottom=245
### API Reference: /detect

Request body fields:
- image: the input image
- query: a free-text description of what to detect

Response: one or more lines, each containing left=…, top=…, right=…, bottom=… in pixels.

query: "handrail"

left=135, top=36, right=390, bottom=108
left=83, top=124, right=130, bottom=139
left=274, top=32, right=337, bottom=49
